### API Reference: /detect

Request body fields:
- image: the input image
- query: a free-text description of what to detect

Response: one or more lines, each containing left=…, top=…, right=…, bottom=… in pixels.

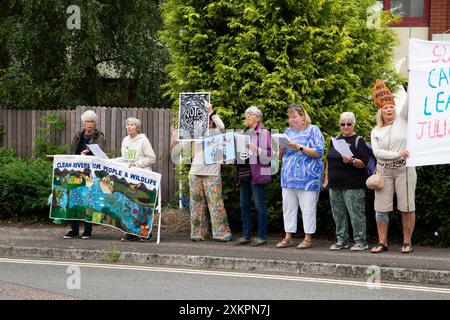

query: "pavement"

left=0, top=224, right=449, bottom=286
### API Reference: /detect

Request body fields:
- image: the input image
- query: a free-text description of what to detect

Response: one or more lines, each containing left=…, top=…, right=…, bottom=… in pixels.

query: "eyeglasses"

left=340, top=123, right=353, bottom=127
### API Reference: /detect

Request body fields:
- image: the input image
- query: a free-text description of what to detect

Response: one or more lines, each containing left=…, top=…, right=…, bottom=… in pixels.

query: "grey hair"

left=81, top=110, right=98, bottom=124
left=126, top=117, right=142, bottom=131
left=245, top=106, right=263, bottom=122
left=340, top=112, right=356, bottom=125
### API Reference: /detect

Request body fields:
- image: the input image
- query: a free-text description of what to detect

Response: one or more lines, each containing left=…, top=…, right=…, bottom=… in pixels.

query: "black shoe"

left=81, top=230, right=92, bottom=239
left=64, top=230, right=79, bottom=239
left=121, top=234, right=139, bottom=241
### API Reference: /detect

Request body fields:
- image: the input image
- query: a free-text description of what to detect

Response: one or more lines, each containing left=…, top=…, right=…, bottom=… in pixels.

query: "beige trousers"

left=374, top=165, right=416, bottom=213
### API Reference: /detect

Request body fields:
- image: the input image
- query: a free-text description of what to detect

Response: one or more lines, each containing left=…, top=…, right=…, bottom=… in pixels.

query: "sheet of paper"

left=87, top=144, right=109, bottom=159
left=331, top=138, right=353, bottom=157
left=272, top=133, right=293, bottom=148
left=234, top=133, right=253, bottom=155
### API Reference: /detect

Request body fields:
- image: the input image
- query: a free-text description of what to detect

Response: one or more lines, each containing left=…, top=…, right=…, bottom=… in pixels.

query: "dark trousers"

left=239, top=178, right=268, bottom=240
left=71, top=221, right=93, bottom=233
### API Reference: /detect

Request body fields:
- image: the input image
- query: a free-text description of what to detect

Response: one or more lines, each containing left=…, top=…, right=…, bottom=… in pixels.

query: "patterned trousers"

left=329, top=188, right=367, bottom=244
left=189, top=175, right=232, bottom=240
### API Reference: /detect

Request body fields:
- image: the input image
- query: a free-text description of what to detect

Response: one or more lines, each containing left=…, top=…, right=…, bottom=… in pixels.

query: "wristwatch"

left=298, top=146, right=304, bottom=152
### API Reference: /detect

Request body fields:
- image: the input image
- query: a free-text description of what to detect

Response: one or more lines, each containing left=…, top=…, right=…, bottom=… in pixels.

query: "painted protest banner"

left=407, top=39, right=450, bottom=166
left=178, top=92, right=210, bottom=141
left=203, top=132, right=236, bottom=165
left=50, top=155, right=161, bottom=237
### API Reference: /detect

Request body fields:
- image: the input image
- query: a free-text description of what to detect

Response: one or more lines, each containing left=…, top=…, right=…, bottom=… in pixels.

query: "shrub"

left=414, top=166, right=450, bottom=245
left=0, top=147, right=18, bottom=166
left=34, top=112, right=68, bottom=158
left=0, top=154, right=52, bottom=220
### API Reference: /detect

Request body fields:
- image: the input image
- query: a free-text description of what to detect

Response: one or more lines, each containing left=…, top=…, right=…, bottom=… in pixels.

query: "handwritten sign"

left=407, top=38, right=450, bottom=166
left=50, top=155, right=161, bottom=237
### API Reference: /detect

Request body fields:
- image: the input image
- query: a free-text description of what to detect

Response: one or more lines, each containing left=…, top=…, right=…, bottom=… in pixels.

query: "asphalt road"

left=0, top=258, right=449, bottom=301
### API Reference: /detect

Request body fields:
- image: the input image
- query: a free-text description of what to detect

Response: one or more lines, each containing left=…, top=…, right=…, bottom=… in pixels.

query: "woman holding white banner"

left=370, top=80, right=416, bottom=254
left=117, top=117, right=156, bottom=241
left=64, top=110, right=106, bottom=240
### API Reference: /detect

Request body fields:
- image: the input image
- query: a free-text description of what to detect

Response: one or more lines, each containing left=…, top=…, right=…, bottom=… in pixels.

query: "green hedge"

left=0, top=148, right=52, bottom=220
left=414, top=166, right=450, bottom=245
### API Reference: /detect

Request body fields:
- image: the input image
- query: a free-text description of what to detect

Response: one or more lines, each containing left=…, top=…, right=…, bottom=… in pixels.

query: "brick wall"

left=429, top=0, right=450, bottom=39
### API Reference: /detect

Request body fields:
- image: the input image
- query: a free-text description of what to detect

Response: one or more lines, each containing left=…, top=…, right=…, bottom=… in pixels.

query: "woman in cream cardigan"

left=370, top=80, right=416, bottom=254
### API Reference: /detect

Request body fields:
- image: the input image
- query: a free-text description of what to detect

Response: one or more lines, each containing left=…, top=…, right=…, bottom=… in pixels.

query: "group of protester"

left=64, top=80, right=415, bottom=254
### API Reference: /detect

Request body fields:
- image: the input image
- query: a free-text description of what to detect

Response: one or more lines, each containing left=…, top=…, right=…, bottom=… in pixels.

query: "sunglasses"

left=340, top=123, right=353, bottom=127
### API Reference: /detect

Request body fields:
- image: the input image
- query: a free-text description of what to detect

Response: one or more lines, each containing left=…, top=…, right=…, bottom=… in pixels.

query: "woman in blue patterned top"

left=276, top=104, right=325, bottom=249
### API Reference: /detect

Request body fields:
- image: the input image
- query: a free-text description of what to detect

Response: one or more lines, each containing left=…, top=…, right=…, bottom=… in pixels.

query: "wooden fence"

left=0, top=106, right=176, bottom=204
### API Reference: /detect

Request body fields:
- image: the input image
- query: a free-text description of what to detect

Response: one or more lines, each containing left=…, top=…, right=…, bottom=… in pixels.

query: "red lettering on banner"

left=416, top=118, right=450, bottom=140
left=416, top=122, right=426, bottom=139
left=432, top=45, right=450, bottom=64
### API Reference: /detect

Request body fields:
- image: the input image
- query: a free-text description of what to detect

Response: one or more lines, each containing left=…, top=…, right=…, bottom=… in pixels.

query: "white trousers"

left=282, top=188, right=319, bottom=234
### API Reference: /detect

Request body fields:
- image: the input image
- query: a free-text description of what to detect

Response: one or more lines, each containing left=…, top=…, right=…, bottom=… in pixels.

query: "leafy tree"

left=161, top=0, right=401, bottom=137
left=0, top=0, right=170, bottom=109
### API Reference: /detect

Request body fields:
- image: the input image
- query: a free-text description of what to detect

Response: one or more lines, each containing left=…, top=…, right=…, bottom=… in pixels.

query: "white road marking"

left=0, top=257, right=449, bottom=294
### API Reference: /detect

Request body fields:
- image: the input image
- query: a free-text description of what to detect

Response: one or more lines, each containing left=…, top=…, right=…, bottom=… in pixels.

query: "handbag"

left=366, top=167, right=384, bottom=190
left=366, top=124, right=392, bottom=191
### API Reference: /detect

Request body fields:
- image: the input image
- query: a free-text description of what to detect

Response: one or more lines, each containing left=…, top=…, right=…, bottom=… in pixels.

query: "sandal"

left=276, top=238, right=293, bottom=248
left=297, top=240, right=313, bottom=249
left=371, top=243, right=388, bottom=254
left=401, top=243, right=413, bottom=254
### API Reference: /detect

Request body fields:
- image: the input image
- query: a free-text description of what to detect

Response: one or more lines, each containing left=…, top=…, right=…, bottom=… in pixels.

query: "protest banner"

left=50, top=155, right=161, bottom=238
left=178, top=92, right=210, bottom=141
left=407, top=38, right=450, bottom=166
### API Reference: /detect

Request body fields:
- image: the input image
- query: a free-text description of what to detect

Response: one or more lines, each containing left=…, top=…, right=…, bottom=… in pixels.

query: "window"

left=384, top=0, right=429, bottom=27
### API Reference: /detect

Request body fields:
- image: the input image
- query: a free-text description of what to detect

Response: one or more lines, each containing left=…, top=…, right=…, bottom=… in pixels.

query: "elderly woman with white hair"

left=236, top=106, right=273, bottom=246
left=64, top=110, right=106, bottom=240
left=116, top=117, right=156, bottom=241
left=117, top=117, right=156, bottom=170
left=323, top=111, right=371, bottom=251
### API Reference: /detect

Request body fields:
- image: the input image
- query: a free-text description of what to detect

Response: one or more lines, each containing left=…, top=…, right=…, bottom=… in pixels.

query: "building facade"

left=385, top=0, right=450, bottom=75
